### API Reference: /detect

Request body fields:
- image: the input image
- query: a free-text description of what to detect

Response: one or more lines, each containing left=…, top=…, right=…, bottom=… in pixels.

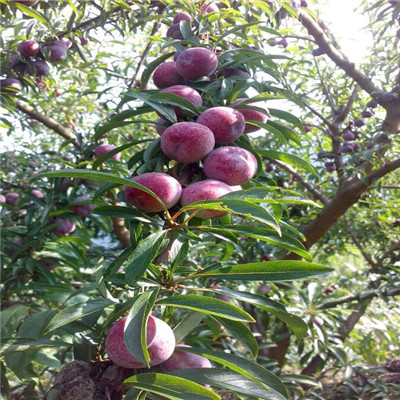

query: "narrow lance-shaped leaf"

left=258, top=149, right=318, bottom=178
left=125, top=373, right=220, bottom=400
left=180, top=347, right=289, bottom=398
left=125, top=230, right=168, bottom=284
left=213, top=316, right=258, bottom=358
left=193, top=225, right=311, bottom=261
left=215, top=287, right=307, bottom=341
left=124, top=290, right=158, bottom=368
left=43, top=298, right=114, bottom=334
left=170, top=368, right=287, bottom=400
left=157, top=295, right=255, bottom=322
left=35, top=169, right=168, bottom=212
left=190, top=261, right=333, bottom=282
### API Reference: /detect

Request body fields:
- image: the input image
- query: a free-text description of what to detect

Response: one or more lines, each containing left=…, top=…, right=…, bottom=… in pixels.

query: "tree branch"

left=318, top=286, right=400, bottom=310
left=376, top=240, right=400, bottom=267
left=344, top=218, right=376, bottom=269
left=16, top=100, right=77, bottom=144
left=269, top=159, right=329, bottom=205
left=299, top=12, right=382, bottom=96
left=127, top=19, right=163, bottom=90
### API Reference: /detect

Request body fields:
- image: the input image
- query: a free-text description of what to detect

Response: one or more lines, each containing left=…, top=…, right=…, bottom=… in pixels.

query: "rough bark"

left=16, top=100, right=77, bottom=143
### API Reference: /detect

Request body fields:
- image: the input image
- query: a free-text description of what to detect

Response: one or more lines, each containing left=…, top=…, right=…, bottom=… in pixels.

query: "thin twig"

left=268, top=159, right=329, bottom=205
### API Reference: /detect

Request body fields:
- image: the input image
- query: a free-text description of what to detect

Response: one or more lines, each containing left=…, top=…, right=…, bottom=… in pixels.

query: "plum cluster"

left=0, top=9, right=81, bottom=96
left=123, top=16, right=271, bottom=218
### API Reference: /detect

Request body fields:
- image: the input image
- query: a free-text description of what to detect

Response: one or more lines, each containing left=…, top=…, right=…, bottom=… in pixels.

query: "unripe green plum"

left=105, top=316, right=176, bottom=369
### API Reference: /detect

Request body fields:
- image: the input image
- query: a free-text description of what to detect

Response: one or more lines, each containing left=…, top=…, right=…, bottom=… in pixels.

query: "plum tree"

left=175, top=47, right=218, bottom=80
left=160, top=122, right=215, bottom=163
left=180, top=179, right=233, bottom=219
left=196, top=106, right=245, bottom=143
left=105, top=315, right=175, bottom=368
left=124, top=172, right=182, bottom=212
left=203, top=146, right=257, bottom=186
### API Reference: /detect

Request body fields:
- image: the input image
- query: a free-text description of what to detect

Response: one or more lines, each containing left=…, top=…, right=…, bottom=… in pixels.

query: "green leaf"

left=213, top=317, right=259, bottom=357
left=222, top=188, right=319, bottom=207
left=246, top=120, right=287, bottom=143
left=173, top=312, right=205, bottom=343
left=257, top=150, right=318, bottom=178
left=44, top=298, right=114, bottom=334
left=123, top=91, right=177, bottom=124
left=0, top=306, right=30, bottom=337
left=1, top=362, right=10, bottom=400
left=0, top=338, right=70, bottom=355
left=170, top=368, right=287, bottom=400
left=157, top=295, right=255, bottom=322
left=215, top=288, right=307, bottom=341
left=125, top=373, right=220, bottom=400
left=93, top=205, right=153, bottom=223
left=124, top=290, right=158, bottom=368
left=12, top=2, right=55, bottom=32
left=267, top=120, right=301, bottom=145
left=94, top=107, right=153, bottom=139
left=180, top=348, right=288, bottom=399
left=35, top=169, right=168, bottom=212
left=193, top=261, right=333, bottom=281
left=194, top=225, right=310, bottom=261
left=149, top=92, right=200, bottom=116
left=269, top=109, right=304, bottom=131
left=125, top=230, right=168, bottom=284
